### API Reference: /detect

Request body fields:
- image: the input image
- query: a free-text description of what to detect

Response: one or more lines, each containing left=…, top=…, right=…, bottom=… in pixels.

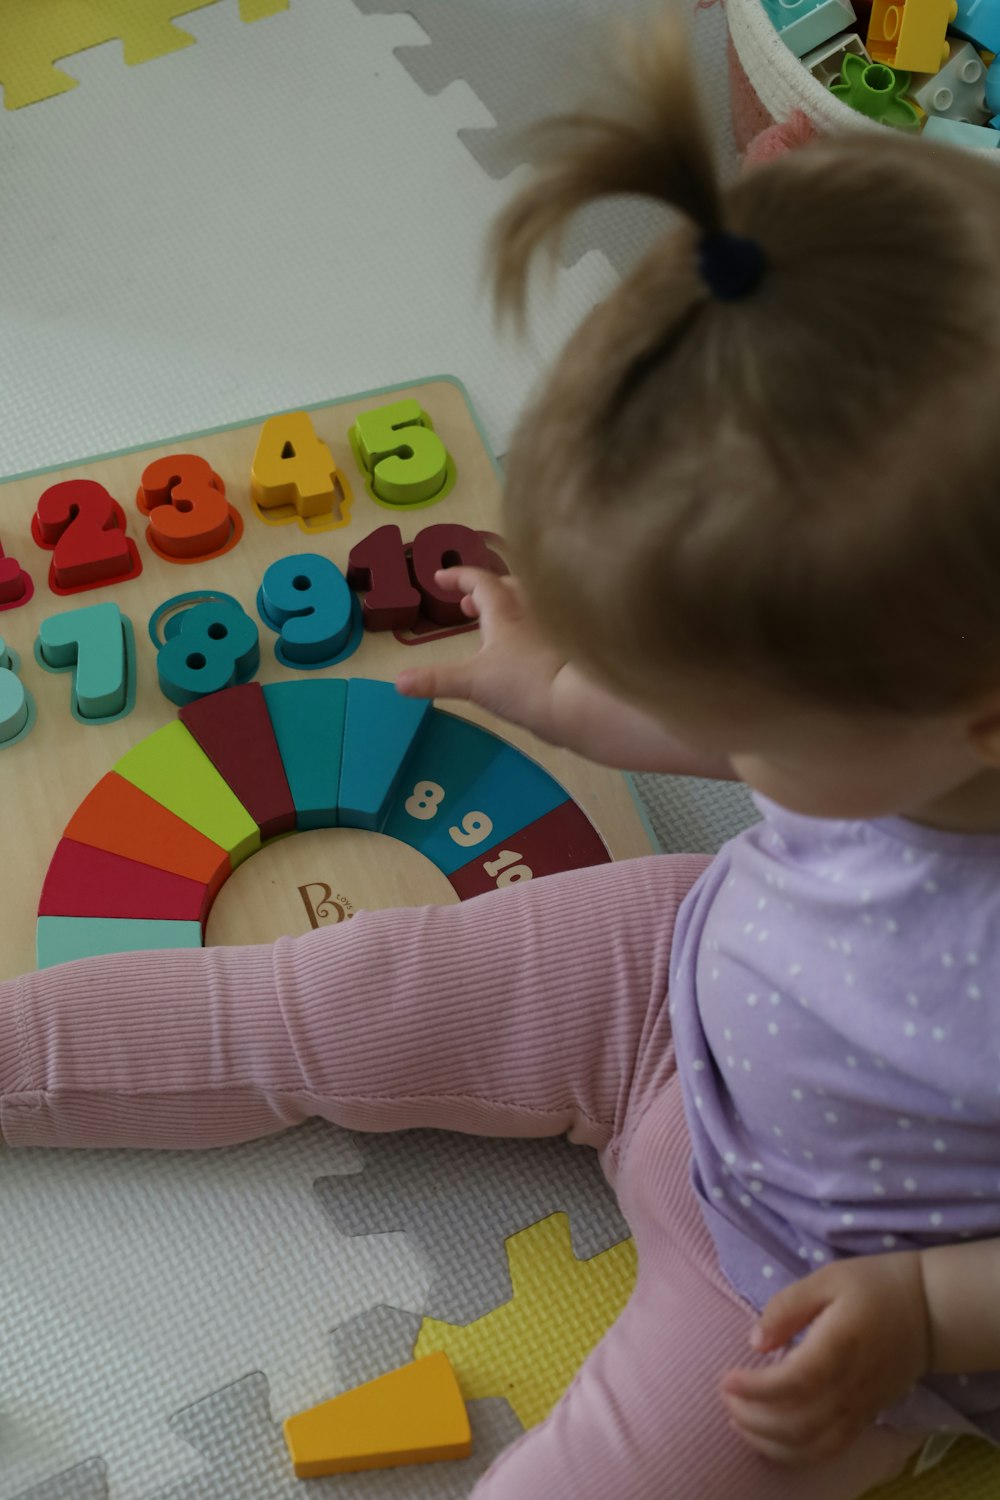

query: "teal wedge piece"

left=381, top=710, right=566, bottom=875
left=263, top=679, right=347, bottom=831
left=36, top=916, right=202, bottom=970
left=337, top=678, right=431, bottom=831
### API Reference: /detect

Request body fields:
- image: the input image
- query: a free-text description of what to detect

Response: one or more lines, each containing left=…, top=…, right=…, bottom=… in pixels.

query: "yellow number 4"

left=251, top=412, right=352, bottom=533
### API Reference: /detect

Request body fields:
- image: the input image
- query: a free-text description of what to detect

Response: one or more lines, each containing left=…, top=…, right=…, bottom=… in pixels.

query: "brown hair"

left=492, top=11, right=1000, bottom=718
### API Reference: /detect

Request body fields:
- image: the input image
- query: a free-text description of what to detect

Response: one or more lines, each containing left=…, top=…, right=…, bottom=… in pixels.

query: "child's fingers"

left=753, top=1274, right=831, bottom=1351
left=396, top=660, right=476, bottom=703
left=435, top=567, right=518, bottom=620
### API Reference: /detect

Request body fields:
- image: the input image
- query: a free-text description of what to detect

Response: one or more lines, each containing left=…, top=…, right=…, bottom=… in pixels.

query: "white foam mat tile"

left=1, top=1122, right=430, bottom=1499
left=0, top=0, right=618, bottom=479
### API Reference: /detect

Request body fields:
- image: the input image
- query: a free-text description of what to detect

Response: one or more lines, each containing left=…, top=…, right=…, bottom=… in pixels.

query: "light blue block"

left=36, top=916, right=202, bottom=969
left=381, top=710, right=567, bottom=876
left=764, top=0, right=855, bottom=55
left=337, top=678, right=431, bottom=831
left=986, top=56, right=1000, bottom=115
left=923, top=115, right=1000, bottom=147
left=953, top=0, right=1000, bottom=53
left=263, top=679, right=347, bottom=830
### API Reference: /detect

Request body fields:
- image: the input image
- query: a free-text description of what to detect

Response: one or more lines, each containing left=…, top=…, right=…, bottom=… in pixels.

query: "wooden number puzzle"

left=0, top=375, right=651, bottom=980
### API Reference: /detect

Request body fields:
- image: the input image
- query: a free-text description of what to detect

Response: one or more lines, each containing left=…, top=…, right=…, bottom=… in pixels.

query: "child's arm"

left=920, top=1236, right=1000, bottom=1374
left=397, top=567, right=737, bottom=780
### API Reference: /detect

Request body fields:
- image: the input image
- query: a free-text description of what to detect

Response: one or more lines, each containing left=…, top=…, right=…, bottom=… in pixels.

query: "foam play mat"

left=1, top=3, right=997, bottom=1497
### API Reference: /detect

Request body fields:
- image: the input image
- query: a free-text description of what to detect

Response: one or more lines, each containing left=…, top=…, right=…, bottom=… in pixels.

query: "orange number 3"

left=137, top=454, right=243, bottom=564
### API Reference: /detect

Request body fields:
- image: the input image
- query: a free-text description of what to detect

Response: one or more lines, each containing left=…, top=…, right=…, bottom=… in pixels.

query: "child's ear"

left=966, top=701, right=1000, bottom=766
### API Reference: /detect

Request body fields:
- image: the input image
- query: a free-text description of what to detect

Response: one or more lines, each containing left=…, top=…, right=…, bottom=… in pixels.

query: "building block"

left=337, top=679, right=431, bottom=831
left=922, top=111, right=1000, bottom=140
left=802, top=29, right=870, bottom=85
left=36, top=915, right=202, bottom=970
left=114, top=721, right=261, bottom=867
left=64, top=771, right=231, bottom=898
left=763, top=0, right=857, bottom=56
left=952, top=0, right=1000, bottom=51
left=179, top=683, right=296, bottom=841
left=986, top=51, right=1000, bottom=109
left=36, top=601, right=132, bottom=721
left=382, top=711, right=568, bottom=877
left=283, top=1351, right=471, bottom=1478
left=911, top=39, right=989, bottom=118
left=38, top=839, right=213, bottom=925
left=262, top=679, right=347, bottom=830
left=830, top=55, right=922, bottom=127
left=867, top=0, right=957, bottom=72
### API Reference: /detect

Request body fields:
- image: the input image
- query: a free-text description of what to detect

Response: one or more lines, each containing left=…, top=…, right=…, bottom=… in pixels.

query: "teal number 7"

left=36, top=601, right=134, bottom=723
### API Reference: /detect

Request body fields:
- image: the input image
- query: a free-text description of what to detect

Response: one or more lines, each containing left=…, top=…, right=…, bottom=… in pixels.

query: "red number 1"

left=348, top=523, right=506, bottom=631
left=0, top=539, right=32, bottom=611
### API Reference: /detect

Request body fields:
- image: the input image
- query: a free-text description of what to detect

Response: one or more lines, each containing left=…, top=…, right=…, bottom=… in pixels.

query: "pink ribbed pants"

left=0, top=855, right=923, bottom=1497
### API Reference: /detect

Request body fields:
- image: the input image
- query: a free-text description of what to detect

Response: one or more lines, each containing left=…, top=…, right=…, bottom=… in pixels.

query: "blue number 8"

left=156, top=598, right=260, bottom=706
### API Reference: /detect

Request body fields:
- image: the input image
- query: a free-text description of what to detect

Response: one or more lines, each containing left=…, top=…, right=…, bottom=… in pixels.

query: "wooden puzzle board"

left=0, top=376, right=653, bottom=982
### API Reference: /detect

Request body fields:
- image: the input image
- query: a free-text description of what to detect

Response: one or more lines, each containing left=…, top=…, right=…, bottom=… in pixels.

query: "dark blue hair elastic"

left=697, top=231, right=767, bottom=301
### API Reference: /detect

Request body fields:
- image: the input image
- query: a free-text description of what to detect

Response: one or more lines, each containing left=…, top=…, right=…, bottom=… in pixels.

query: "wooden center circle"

left=204, top=827, right=459, bottom=947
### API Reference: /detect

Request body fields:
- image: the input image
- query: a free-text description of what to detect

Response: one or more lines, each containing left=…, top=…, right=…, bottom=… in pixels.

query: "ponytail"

left=490, top=10, right=723, bottom=322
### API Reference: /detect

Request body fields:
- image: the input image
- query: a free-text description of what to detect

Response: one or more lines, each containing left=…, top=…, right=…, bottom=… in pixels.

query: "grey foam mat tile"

left=151, top=1369, right=519, bottom=1499
left=315, top=1131, right=629, bottom=1323
left=15, top=1462, right=108, bottom=1500
left=632, top=772, right=760, bottom=855
left=325, top=1304, right=426, bottom=1393
left=349, top=0, right=738, bottom=275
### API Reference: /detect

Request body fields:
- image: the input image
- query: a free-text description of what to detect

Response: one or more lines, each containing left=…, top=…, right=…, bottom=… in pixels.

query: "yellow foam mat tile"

left=414, top=1212, right=1000, bottom=1496
left=1, top=0, right=289, bottom=110
left=414, top=1213, right=637, bottom=1429
left=867, top=1436, right=1000, bottom=1497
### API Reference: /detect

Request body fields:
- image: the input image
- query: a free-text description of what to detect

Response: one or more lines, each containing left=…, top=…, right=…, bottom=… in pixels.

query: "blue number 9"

left=257, top=553, right=361, bottom=668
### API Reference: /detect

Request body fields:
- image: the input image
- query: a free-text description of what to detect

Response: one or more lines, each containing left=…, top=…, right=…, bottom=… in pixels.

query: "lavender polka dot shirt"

left=670, top=794, right=1000, bottom=1441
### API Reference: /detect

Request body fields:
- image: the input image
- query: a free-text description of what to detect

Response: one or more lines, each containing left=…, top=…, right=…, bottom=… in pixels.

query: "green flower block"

left=830, top=55, right=922, bottom=131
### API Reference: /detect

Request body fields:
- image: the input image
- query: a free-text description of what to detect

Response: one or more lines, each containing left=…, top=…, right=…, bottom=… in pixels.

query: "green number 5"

left=351, top=399, right=452, bottom=507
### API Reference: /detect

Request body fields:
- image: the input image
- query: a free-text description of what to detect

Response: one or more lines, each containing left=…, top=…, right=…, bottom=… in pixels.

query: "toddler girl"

left=5, top=15, right=1000, bottom=1497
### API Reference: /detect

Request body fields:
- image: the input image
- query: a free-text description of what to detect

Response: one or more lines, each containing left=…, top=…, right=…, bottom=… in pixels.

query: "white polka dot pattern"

left=670, top=793, right=1000, bottom=1436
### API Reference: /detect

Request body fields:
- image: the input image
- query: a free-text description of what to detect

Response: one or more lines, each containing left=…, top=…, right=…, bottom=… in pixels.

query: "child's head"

left=493, top=14, right=1000, bottom=820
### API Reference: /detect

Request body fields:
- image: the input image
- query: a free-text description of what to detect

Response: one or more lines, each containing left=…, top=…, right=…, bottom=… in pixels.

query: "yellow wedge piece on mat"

left=283, top=1351, right=472, bottom=1478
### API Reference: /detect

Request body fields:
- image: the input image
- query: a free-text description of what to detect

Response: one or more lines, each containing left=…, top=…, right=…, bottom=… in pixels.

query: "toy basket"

left=728, top=0, right=875, bottom=146
left=727, top=0, right=895, bottom=149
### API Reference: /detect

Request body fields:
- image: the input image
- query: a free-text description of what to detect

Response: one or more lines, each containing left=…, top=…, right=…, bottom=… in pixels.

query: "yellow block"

left=415, top=1213, right=637, bottom=1429
left=867, top=0, right=958, bottom=72
left=283, top=1351, right=472, bottom=1479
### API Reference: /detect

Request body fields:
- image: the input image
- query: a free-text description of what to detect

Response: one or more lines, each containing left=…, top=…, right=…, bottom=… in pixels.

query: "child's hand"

left=720, top=1250, right=931, bottom=1467
left=396, top=567, right=566, bottom=740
